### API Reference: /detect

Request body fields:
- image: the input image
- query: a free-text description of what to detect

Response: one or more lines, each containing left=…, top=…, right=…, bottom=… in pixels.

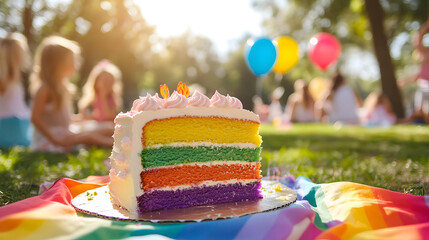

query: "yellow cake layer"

left=142, top=117, right=261, bottom=147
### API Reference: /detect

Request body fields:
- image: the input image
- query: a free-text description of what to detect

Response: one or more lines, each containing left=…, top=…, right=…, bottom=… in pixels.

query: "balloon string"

left=274, top=73, right=283, bottom=82
left=322, top=69, right=329, bottom=80
left=256, top=76, right=264, bottom=97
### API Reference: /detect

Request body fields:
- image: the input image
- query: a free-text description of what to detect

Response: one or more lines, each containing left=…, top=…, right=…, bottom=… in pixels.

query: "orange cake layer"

left=141, top=116, right=261, bottom=148
left=140, top=162, right=261, bottom=191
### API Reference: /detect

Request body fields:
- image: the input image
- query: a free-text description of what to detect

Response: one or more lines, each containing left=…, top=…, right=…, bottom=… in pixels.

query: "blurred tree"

left=253, top=0, right=429, bottom=118
left=364, top=0, right=404, bottom=117
left=0, top=0, right=64, bottom=102
left=38, top=0, right=155, bottom=108
left=0, top=0, right=231, bottom=108
left=223, top=35, right=258, bottom=109
left=222, top=35, right=294, bottom=110
left=0, top=0, right=156, bottom=108
left=147, top=30, right=224, bottom=96
left=0, top=0, right=55, bottom=48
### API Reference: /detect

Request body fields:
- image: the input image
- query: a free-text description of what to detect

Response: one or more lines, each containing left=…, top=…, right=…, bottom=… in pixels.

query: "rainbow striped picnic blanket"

left=0, top=176, right=428, bottom=239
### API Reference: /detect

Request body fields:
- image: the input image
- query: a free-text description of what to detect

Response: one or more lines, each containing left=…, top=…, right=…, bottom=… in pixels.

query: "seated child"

left=285, top=80, right=316, bottom=123
left=30, top=36, right=113, bottom=153
left=362, top=91, right=396, bottom=127
left=78, top=59, right=122, bottom=122
left=0, top=33, right=32, bottom=147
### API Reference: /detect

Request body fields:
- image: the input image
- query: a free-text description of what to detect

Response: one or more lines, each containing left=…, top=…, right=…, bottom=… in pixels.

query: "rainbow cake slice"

left=109, top=83, right=262, bottom=214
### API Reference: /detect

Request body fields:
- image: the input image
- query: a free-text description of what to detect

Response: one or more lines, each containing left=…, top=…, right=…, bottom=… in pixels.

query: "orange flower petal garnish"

left=160, top=84, right=170, bottom=99
left=177, top=82, right=190, bottom=97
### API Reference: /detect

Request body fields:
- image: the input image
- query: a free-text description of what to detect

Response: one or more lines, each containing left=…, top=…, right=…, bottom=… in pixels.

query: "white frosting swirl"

left=227, top=95, right=243, bottom=109
left=133, top=93, right=160, bottom=111
left=130, top=90, right=243, bottom=111
left=210, top=91, right=229, bottom=108
left=153, top=93, right=166, bottom=108
left=164, top=91, right=188, bottom=108
left=131, top=98, right=143, bottom=111
left=187, top=90, right=210, bottom=107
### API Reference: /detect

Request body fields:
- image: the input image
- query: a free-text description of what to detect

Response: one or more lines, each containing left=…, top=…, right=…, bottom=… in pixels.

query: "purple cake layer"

left=136, top=181, right=262, bottom=212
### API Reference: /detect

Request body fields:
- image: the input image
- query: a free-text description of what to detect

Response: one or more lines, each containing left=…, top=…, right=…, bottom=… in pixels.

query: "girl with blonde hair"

left=79, top=59, right=122, bottom=122
left=0, top=33, right=32, bottom=147
left=30, top=36, right=113, bottom=152
left=285, top=80, right=316, bottom=123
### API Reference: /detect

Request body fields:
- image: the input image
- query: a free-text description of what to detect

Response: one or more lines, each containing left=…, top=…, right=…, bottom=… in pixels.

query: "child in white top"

left=0, top=33, right=32, bottom=147
left=319, top=72, right=362, bottom=124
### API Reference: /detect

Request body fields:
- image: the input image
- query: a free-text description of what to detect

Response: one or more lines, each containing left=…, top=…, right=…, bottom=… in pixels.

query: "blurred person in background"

left=285, top=79, right=316, bottom=123
left=30, top=36, right=113, bottom=153
left=0, top=33, right=32, bottom=147
left=318, top=71, right=362, bottom=124
left=78, top=59, right=123, bottom=123
left=400, top=19, right=429, bottom=121
left=267, top=86, right=284, bottom=124
left=252, top=95, right=269, bottom=123
left=362, top=91, right=396, bottom=127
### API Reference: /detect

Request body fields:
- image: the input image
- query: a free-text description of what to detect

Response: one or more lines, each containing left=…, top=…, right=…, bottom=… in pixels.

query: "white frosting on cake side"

left=109, top=116, right=143, bottom=214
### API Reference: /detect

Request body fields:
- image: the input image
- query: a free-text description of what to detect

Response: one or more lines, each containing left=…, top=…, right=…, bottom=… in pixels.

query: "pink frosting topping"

left=164, top=91, right=188, bottom=108
left=187, top=90, right=210, bottom=107
left=210, top=91, right=243, bottom=109
left=131, top=98, right=142, bottom=111
left=227, top=94, right=243, bottom=109
left=210, top=91, right=229, bottom=108
left=153, top=93, right=166, bottom=108
left=127, top=90, right=243, bottom=113
left=131, top=93, right=160, bottom=112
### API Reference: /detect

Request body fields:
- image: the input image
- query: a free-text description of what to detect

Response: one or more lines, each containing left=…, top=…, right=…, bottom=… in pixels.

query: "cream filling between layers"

left=141, top=160, right=260, bottom=170
left=110, top=107, right=261, bottom=214
left=147, top=142, right=258, bottom=149
left=109, top=116, right=144, bottom=215
left=145, top=179, right=260, bottom=192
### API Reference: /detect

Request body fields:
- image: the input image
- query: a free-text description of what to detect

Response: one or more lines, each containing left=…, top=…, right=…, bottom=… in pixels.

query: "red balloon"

left=308, top=33, right=341, bottom=71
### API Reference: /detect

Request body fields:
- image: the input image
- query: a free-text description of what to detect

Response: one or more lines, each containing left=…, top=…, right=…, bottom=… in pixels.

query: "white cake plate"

left=71, top=180, right=297, bottom=223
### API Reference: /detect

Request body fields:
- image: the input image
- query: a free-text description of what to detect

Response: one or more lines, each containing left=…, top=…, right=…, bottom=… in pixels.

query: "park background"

left=0, top=0, right=428, bottom=206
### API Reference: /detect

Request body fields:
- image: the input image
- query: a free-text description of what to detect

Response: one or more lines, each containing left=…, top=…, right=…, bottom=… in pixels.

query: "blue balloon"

left=245, top=37, right=278, bottom=76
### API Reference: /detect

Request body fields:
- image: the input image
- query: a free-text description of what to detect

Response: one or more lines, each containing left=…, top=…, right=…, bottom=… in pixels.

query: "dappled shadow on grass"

left=0, top=147, right=110, bottom=206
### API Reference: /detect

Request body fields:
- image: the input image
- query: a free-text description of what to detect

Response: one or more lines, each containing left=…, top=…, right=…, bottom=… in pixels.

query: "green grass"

left=0, top=147, right=110, bottom=206
left=260, top=124, right=429, bottom=196
left=1, top=124, right=428, bottom=206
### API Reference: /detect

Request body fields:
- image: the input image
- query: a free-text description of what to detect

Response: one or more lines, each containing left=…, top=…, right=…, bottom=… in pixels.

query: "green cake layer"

left=140, top=146, right=261, bottom=168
